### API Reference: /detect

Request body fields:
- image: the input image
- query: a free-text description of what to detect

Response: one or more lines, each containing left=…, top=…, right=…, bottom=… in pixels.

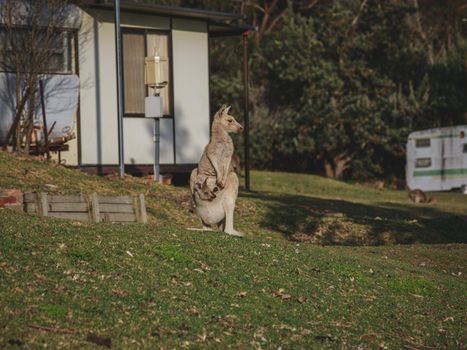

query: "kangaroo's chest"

left=215, top=141, right=233, bottom=159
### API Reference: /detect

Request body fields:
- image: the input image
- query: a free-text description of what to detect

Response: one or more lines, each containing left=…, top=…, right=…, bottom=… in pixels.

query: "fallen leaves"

left=196, top=329, right=208, bottom=342
left=111, top=289, right=129, bottom=298
left=273, top=288, right=292, bottom=301
left=271, top=289, right=310, bottom=304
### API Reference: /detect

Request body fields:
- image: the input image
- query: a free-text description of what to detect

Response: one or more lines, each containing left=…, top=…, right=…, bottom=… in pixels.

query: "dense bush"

left=152, top=0, right=467, bottom=181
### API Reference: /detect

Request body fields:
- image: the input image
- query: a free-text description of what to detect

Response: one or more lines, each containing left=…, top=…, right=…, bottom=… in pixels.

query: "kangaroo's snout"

left=232, top=121, right=243, bottom=133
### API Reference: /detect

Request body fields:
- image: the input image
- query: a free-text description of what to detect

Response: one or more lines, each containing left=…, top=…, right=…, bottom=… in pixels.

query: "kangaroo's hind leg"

left=222, top=172, right=244, bottom=237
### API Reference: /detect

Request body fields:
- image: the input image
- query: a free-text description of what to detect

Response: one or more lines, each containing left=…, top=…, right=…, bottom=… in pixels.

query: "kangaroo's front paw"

left=217, top=180, right=225, bottom=190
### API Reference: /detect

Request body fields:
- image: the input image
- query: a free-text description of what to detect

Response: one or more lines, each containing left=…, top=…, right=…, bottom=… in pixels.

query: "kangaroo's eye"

left=228, top=119, right=233, bottom=123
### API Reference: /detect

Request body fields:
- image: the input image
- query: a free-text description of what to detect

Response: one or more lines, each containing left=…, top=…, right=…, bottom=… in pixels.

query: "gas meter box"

left=145, top=95, right=163, bottom=118
left=144, top=56, right=169, bottom=89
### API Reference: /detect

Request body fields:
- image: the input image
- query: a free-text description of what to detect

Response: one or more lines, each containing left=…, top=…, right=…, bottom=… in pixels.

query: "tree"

left=0, top=0, right=79, bottom=153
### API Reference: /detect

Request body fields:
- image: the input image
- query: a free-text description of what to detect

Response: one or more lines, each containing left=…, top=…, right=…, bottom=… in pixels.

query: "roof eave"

left=83, top=1, right=245, bottom=22
left=209, top=22, right=256, bottom=38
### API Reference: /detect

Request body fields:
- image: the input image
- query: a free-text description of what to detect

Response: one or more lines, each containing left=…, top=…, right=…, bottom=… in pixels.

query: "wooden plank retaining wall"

left=24, top=192, right=147, bottom=224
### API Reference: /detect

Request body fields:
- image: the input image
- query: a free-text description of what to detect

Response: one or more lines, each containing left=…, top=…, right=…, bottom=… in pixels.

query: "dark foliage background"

left=148, top=0, right=467, bottom=182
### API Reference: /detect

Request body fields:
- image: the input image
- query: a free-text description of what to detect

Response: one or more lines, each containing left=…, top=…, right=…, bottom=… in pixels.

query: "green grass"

left=242, top=170, right=467, bottom=245
left=0, top=152, right=466, bottom=349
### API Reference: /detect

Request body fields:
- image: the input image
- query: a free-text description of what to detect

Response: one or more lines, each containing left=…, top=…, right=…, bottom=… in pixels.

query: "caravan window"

left=415, top=158, right=431, bottom=168
left=415, top=138, right=430, bottom=148
left=122, top=29, right=172, bottom=117
left=463, top=144, right=467, bottom=153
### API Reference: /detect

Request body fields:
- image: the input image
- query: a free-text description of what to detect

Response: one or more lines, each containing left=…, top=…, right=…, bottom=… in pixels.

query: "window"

left=47, top=31, right=74, bottom=74
left=122, top=29, right=172, bottom=117
left=415, top=138, right=430, bottom=148
left=0, top=27, right=74, bottom=74
left=415, top=158, right=431, bottom=168
left=463, top=144, right=467, bottom=153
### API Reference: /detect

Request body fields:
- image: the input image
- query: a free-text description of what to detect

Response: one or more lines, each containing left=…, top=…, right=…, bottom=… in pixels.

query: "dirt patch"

left=291, top=216, right=371, bottom=245
left=149, top=189, right=192, bottom=211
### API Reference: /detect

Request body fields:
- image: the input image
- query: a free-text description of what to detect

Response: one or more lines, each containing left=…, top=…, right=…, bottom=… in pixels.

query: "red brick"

left=0, top=189, right=23, bottom=210
left=0, top=197, right=17, bottom=205
left=1, top=189, right=22, bottom=197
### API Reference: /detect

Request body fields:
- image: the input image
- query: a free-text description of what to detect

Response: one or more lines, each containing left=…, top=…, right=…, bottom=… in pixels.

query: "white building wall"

left=172, top=18, right=210, bottom=164
left=79, top=10, right=118, bottom=165
left=78, top=10, right=174, bottom=166
left=123, top=118, right=174, bottom=165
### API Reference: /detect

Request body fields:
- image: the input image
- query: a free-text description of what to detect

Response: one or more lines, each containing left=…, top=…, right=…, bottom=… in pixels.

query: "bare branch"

left=346, top=0, right=368, bottom=36
left=409, top=0, right=434, bottom=65
left=299, top=0, right=322, bottom=12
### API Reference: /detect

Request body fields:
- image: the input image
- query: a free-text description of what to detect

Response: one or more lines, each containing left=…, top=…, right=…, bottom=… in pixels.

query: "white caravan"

left=406, top=125, right=467, bottom=192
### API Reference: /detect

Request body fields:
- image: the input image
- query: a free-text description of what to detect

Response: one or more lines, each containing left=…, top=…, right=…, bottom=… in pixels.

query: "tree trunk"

left=410, top=0, right=434, bottom=65
left=333, top=156, right=349, bottom=180
left=323, top=153, right=353, bottom=179
left=23, top=91, right=36, bottom=154
left=324, top=160, right=335, bottom=178
left=1, top=86, right=32, bottom=151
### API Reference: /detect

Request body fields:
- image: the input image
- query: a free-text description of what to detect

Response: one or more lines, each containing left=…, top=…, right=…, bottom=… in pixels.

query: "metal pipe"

left=242, top=32, right=250, bottom=191
left=115, top=0, right=125, bottom=178
left=154, top=118, right=160, bottom=182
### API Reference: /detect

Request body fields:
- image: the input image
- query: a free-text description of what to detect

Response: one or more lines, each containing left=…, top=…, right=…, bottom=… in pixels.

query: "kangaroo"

left=190, top=168, right=244, bottom=237
left=193, top=177, right=219, bottom=202
left=189, top=105, right=244, bottom=237
left=195, top=105, right=243, bottom=190
left=408, top=189, right=435, bottom=204
left=192, top=154, right=239, bottom=203
left=230, top=153, right=243, bottom=176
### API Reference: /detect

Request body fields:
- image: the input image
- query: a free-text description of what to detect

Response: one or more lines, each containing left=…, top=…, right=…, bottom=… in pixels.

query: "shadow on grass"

left=240, top=191, right=467, bottom=246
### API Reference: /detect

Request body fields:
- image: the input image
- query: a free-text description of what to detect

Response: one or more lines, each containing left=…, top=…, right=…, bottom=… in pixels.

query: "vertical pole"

left=134, top=194, right=148, bottom=224
left=39, top=80, right=50, bottom=160
left=89, top=192, right=100, bottom=223
left=154, top=118, right=160, bottom=182
left=115, top=0, right=125, bottom=178
left=242, top=32, right=251, bottom=191
left=38, top=192, right=48, bottom=217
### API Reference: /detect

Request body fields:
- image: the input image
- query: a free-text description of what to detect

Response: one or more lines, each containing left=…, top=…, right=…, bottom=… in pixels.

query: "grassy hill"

left=0, top=152, right=465, bottom=349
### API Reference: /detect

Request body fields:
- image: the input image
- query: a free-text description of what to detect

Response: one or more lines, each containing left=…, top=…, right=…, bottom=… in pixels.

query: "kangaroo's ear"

left=202, top=177, right=209, bottom=188
left=224, top=105, right=232, bottom=114
left=214, top=104, right=227, bottom=119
